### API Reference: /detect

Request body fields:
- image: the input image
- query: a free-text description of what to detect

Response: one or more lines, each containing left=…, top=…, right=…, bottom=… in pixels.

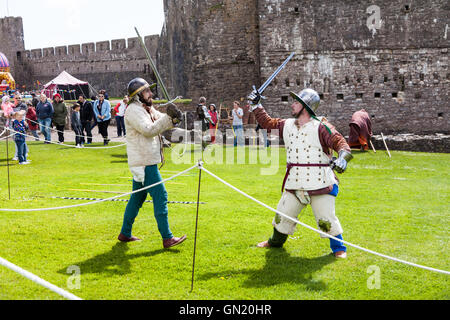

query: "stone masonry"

left=0, top=0, right=449, bottom=142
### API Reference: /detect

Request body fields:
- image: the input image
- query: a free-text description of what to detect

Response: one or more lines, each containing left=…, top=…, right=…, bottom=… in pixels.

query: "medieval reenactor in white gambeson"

left=248, top=88, right=353, bottom=258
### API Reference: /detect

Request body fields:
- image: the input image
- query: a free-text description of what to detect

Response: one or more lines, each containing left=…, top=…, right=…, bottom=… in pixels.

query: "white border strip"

left=0, top=256, right=82, bottom=300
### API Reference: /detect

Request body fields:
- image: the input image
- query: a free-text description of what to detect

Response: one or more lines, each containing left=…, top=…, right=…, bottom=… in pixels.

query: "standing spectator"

left=230, top=101, right=244, bottom=146
left=115, top=95, right=128, bottom=137
left=52, top=93, right=68, bottom=144
left=78, top=95, right=94, bottom=145
left=71, top=103, right=83, bottom=148
left=93, top=92, right=111, bottom=145
left=26, top=102, right=40, bottom=141
left=90, top=95, right=98, bottom=132
left=12, top=110, right=30, bottom=165
left=36, top=94, right=54, bottom=144
left=208, top=104, right=218, bottom=144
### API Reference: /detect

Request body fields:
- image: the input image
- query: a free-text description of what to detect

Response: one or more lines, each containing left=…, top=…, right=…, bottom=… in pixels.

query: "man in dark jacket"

left=78, top=95, right=94, bottom=144
left=71, top=103, right=83, bottom=148
left=36, top=94, right=54, bottom=143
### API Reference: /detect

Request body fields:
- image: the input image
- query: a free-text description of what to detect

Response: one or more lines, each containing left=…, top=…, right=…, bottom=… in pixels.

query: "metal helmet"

left=127, top=78, right=156, bottom=100
left=289, top=88, right=320, bottom=117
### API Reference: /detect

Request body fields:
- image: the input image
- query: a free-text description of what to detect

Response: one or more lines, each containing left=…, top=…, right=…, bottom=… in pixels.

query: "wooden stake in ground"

left=380, top=132, right=391, bottom=158
left=369, top=139, right=376, bottom=153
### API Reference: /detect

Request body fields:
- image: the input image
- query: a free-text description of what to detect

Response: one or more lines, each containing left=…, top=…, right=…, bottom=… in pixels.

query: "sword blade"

left=135, top=27, right=171, bottom=100
left=258, top=52, right=295, bottom=94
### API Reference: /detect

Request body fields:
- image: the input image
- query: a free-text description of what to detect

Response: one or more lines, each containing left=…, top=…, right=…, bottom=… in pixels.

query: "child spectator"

left=26, top=102, right=40, bottom=141
left=12, top=110, right=30, bottom=165
left=1, top=95, right=14, bottom=127
left=71, top=103, right=83, bottom=148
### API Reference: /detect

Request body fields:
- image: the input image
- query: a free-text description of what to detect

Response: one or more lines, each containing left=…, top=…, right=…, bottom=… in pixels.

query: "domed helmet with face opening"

left=127, top=78, right=156, bottom=100
left=289, top=88, right=320, bottom=117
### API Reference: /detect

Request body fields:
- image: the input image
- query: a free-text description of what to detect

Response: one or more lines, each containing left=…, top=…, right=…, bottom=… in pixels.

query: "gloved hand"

left=330, top=150, right=353, bottom=174
left=166, top=104, right=183, bottom=125
left=248, top=88, right=265, bottom=112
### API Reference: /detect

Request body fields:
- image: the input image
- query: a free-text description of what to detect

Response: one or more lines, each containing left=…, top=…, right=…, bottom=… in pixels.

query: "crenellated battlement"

left=19, top=35, right=159, bottom=61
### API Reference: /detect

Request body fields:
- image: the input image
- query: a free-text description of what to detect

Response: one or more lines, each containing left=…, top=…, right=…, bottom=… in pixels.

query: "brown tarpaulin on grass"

left=348, top=109, right=373, bottom=150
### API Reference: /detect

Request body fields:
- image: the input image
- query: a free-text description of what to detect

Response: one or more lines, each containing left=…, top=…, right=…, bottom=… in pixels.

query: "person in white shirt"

left=231, top=100, right=244, bottom=146
left=115, top=95, right=128, bottom=137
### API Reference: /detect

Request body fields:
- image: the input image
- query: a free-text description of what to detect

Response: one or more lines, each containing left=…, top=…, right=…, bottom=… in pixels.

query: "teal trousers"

left=120, top=165, right=173, bottom=240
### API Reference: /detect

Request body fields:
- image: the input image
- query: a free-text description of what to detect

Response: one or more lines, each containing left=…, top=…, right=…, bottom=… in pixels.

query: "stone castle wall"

left=258, top=0, right=449, bottom=134
left=1, top=0, right=449, bottom=136
left=11, top=31, right=160, bottom=98
left=157, top=0, right=261, bottom=103
left=158, top=0, right=449, bottom=135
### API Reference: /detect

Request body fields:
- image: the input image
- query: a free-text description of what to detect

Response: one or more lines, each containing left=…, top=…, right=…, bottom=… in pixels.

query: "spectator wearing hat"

left=52, top=93, right=68, bottom=144
left=208, top=103, right=218, bottom=144
left=36, top=94, right=54, bottom=143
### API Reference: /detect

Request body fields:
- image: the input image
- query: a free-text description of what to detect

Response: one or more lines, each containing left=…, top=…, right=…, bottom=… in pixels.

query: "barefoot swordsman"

left=248, top=87, right=353, bottom=258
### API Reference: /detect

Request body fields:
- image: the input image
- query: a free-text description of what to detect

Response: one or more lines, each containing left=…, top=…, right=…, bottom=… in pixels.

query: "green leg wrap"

left=268, top=227, right=288, bottom=248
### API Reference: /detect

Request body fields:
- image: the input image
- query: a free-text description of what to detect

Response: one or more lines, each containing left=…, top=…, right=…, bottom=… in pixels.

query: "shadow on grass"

left=111, top=154, right=127, bottom=159
left=58, top=242, right=180, bottom=276
left=198, top=248, right=335, bottom=291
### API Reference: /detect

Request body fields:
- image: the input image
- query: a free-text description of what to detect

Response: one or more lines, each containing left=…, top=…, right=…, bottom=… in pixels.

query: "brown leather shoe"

left=118, top=233, right=141, bottom=242
left=257, top=240, right=271, bottom=248
left=334, top=250, right=347, bottom=258
left=163, top=235, right=187, bottom=248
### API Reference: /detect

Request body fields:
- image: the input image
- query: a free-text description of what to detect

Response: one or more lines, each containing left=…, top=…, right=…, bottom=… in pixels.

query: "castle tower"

left=0, top=16, right=25, bottom=81
left=157, top=0, right=260, bottom=105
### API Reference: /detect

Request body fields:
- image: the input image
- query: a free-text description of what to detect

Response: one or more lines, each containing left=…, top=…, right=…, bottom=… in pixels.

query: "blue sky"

left=1, top=0, right=165, bottom=49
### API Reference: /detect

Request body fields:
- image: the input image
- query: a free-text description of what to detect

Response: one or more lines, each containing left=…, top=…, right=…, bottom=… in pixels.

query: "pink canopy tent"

left=42, top=70, right=91, bottom=100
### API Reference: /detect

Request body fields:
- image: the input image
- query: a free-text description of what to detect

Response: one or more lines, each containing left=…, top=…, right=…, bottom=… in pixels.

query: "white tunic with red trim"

left=282, top=118, right=337, bottom=191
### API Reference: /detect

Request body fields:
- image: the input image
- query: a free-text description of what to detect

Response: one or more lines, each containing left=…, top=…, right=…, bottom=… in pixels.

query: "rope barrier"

left=0, top=256, right=82, bottom=300
left=0, top=133, right=15, bottom=141
left=0, top=164, right=197, bottom=212
left=200, top=166, right=450, bottom=276
left=4, top=127, right=127, bottom=149
left=26, top=117, right=87, bottom=139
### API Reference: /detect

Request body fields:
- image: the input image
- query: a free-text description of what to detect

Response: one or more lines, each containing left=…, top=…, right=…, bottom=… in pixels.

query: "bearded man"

left=248, top=88, right=353, bottom=258
left=117, top=78, right=187, bottom=248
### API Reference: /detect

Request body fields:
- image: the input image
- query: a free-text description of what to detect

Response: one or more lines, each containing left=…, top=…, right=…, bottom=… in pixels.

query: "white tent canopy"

left=42, top=71, right=91, bottom=100
left=44, top=70, right=88, bottom=87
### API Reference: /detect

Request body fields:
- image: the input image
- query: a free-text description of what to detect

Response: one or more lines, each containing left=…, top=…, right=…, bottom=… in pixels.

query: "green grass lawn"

left=0, top=141, right=448, bottom=300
